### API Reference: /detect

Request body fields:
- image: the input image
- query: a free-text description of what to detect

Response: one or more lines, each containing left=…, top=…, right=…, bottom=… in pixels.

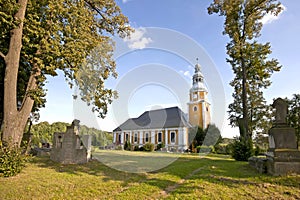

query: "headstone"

left=272, top=98, right=288, bottom=125
left=266, top=98, right=300, bottom=175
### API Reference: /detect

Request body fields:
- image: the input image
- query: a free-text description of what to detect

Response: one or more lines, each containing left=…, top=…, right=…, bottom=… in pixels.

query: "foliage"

left=287, top=94, right=300, bottom=144
left=214, top=144, right=232, bottom=155
left=208, top=0, right=282, bottom=139
left=0, top=142, right=30, bottom=177
left=27, top=121, right=112, bottom=147
left=230, top=137, right=253, bottom=161
left=189, top=124, right=222, bottom=152
left=143, top=143, right=154, bottom=152
left=196, top=145, right=215, bottom=154
left=156, top=142, right=165, bottom=151
left=124, top=140, right=131, bottom=151
left=133, top=145, right=139, bottom=151
left=0, top=0, right=132, bottom=147
left=78, top=125, right=112, bottom=147
left=188, top=126, right=205, bottom=151
left=115, top=145, right=122, bottom=150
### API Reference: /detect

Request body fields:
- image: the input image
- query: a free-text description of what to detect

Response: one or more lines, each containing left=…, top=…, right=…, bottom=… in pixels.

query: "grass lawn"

left=1, top=151, right=299, bottom=200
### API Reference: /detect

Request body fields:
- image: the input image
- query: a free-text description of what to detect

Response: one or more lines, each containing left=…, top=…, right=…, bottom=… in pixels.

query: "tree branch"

left=84, top=1, right=106, bottom=20
left=0, top=51, right=5, bottom=59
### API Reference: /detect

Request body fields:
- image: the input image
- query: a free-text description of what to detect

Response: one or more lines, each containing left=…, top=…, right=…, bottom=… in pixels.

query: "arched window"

left=145, top=133, right=149, bottom=142
left=158, top=132, right=162, bottom=143
left=134, top=133, right=138, bottom=143
left=194, top=106, right=197, bottom=112
left=171, top=132, right=176, bottom=143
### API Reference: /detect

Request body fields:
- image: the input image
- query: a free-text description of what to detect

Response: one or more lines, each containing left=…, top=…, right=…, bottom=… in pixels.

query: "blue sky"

left=39, top=0, right=300, bottom=138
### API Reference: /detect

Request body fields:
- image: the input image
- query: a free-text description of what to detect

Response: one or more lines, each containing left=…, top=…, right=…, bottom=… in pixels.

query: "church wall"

left=113, top=127, right=188, bottom=151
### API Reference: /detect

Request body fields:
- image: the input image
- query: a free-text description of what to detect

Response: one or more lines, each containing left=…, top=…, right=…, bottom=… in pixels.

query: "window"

left=158, top=132, right=162, bottom=143
left=118, top=134, right=121, bottom=143
left=171, top=132, right=176, bottom=143
left=134, top=133, right=138, bottom=143
left=194, top=106, right=197, bottom=112
left=57, top=135, right=63, bottom=148
left=145, top=133, right=149, bottom=142
left=206, top=107, right=209, bottom=112
left=125, top=134, right=129, bottom=141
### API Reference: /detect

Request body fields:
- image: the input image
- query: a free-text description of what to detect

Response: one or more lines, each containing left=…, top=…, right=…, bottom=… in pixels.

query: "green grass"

left=0, top=151, right=299, bottom=200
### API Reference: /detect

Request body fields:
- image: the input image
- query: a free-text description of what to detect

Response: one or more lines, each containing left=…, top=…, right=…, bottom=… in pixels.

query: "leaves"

left=0, top=0, right=132, bottom=123
left=208, top=0, right=282, bottom=138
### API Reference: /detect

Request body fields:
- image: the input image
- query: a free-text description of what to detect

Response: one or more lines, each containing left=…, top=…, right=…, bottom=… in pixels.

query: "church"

left=112, top=62, right=211, bottom=151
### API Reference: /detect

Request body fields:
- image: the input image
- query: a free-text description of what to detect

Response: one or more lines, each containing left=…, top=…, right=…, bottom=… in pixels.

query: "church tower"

left=188, top=61, right=211, bottom=129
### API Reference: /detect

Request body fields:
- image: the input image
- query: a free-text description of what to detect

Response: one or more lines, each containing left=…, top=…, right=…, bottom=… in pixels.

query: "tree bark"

left=1, top=0, right=30, bottom=147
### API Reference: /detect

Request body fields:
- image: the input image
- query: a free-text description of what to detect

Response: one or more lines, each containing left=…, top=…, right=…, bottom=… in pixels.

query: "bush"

left=156, top=142, right=165, bottom=151
left=196, top=145, right=215, bottom=153
left=143, top=143, right=154, bottom=152
left=230, top=138, right=254, bottom=161
left=0, top=143, right=29, bottom=177
left=124, top=140, right=131, bottom=151
left=115, top=145, right=122, bottom=150
left=133, top=145, right=139, bottom=151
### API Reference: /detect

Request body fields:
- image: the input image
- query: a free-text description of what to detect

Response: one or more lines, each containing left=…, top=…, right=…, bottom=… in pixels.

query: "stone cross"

left=272, top=98, right=288, bottom=125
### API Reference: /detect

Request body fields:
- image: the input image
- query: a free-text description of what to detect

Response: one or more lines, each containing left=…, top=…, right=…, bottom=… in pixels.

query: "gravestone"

left=266, top=98, right=300, bottom=175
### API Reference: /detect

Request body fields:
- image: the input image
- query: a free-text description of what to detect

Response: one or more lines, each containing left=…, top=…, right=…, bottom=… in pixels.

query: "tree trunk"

left=1, top=0, right=30, bottom=147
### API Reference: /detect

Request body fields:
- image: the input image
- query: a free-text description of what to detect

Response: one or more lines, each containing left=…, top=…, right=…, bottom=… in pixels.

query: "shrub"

left=230, top=137, right=254, bottom=161
left=156, top=142, right=165, bottom=151
left=143, top=143, right=154, bottom=152
left=124, top=140, right=131, bottom=151
left=0, top=143, right=29, bottom=177
left=133, top=145, right=139, bottom=151
left=196, top=145, right=215, bottom=153
left=115, top=145, right=123, bottom=150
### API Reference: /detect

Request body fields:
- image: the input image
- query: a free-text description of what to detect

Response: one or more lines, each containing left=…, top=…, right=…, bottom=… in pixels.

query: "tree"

left=188, top=124, right=222, bottom=152
left=208, top=0, right=282, bottom=140
left=188, top=126, right=205, bottom=151
left=287, top=94, right=300, bottom=145
left=0, top=0, right=132, bottom=147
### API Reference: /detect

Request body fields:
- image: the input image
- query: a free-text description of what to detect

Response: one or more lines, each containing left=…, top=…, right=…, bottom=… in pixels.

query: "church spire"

left=192, top=60, right=206, bottom=92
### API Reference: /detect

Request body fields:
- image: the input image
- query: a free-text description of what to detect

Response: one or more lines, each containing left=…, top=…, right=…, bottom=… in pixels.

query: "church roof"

left=113, top=106, right=191, bottom=132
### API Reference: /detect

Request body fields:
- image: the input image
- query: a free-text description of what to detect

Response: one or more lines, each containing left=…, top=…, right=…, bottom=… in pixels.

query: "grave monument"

left=266, top=98, right=300, bottom=175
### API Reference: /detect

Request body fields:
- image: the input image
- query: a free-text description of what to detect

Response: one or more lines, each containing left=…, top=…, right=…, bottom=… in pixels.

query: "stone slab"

left=269, top=127, right=297, bottom=149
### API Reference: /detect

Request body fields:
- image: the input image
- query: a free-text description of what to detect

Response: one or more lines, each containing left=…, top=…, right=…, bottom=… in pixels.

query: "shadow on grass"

left=32, top=156, right=147, bottom=184
left=32, top=153, right=300, bottom=196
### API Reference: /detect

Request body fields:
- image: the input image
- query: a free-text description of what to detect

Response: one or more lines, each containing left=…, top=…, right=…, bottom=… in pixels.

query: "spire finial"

left=196, top=57, right=199, bottom=64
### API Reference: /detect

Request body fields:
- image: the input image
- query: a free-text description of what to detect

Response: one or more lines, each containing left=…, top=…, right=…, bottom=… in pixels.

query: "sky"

left=38, top=0, right=300, bottom=138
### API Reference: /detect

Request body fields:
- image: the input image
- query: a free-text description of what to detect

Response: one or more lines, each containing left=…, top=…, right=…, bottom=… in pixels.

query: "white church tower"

left=188, top=61, right=211, bottom=129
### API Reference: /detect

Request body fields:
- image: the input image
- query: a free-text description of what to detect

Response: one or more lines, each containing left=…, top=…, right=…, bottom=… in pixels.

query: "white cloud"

left=123, top=27, right=153, bottom=49
left=261, top=4, right=286, bottom=24
left=179, top=70, right=192, bottom=79
left=122, top=0, right=129, bottom=3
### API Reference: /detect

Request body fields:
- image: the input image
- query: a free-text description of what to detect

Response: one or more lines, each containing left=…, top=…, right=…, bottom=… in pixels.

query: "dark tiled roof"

left=113, top=107, right=191, bottom=132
